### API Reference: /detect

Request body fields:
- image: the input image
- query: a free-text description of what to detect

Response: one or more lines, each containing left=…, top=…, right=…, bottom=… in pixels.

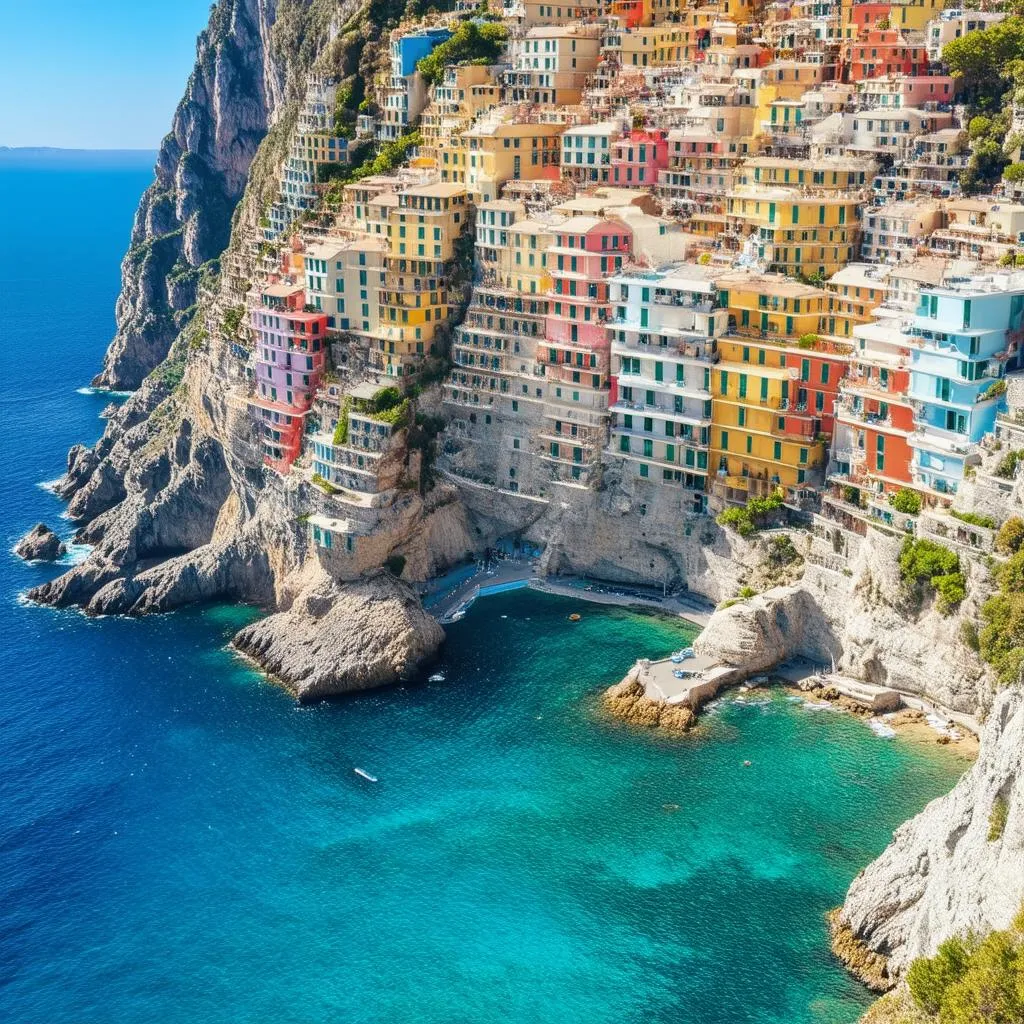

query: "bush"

left=899, top=539, right=964, bottom=614
left=950, top=509, right=996, bottom=529
left=995, top=516, right=1024, bottom=554
left=978, top=549, right=1024, bottom=684
left=311, top=473, right=339, bottom=495
left=889, top=489, right=922, bottom=515
left=416, top=22, right=508, bottom=85
left=960, top=620, right=980, bottom=651
left=907, top=935, right=978, bottom=1016
left=716, top=491, right=784, bottom=537
left=797, top=333, right=818, bottom=349
left=899, top=538, right=960, bottom=583
left=907, top=910, right=1024, bottom=1024
left=332, top=397, right=351, bottom=446
left=737, top=586, right=757, bottom=599
left=221, top=305, right=245, bottom=338
left=988, top=795, right=1009, bottom=841
left=994, top=449, right=1022, bottom=479
left=933, top=572, right=967, bottom=613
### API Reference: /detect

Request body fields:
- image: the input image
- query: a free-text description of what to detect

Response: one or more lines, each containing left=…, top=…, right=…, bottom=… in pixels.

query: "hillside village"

left=197, top=0, right=1024, bottom=591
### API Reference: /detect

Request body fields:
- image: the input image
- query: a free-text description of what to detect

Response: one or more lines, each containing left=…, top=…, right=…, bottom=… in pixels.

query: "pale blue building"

left=907, top=273, right=1024, bottom=495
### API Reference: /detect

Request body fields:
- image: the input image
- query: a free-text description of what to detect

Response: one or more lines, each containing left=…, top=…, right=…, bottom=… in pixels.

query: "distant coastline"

left=0, top=146, right=156, bottom=167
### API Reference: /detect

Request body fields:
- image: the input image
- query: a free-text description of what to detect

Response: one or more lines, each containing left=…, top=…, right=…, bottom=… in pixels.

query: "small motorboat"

left=568, top=613, right=581, bottom=622
left=429, top=672, right=446, bottom=683
left=353, top=768, right=378, bottom=783
left=743, top=760, right=752, bottom=768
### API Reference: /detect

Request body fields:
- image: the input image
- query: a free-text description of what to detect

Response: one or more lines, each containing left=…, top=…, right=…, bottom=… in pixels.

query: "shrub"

left=416, top=22, right=508, bottom=85
left=716, top=491, right=784, bottom=537
left=899, top=538, right=960, bottom=583
left=899, top=539, right=964, bottom=614
left=988, top=795, right=1009, bottom=841
left=994, top=449, right=1022, bottom=479
left=933, top=572, right=967, bottom=613
left=950, top=509, right=996, bottom=529
left=978, top=549, right=1024, bottom=684
left=995, top=516, right=1024, bottom=554
left=889, top=488, right=922, bottom=515
left=221, top=304, right=245, bottom=338
left=907, top=935, right=978, bottom=1016
left=332, top=397, right=352, bottom=446
left=767, top=534, right=801, bottom=566
left=960, top=620, right=980, bottom=652
left=737, top=586, right=756, bottom=599
left=797, top=332, right=818, bottom=349
left=311, top=473, right=339, bottom=495
left=907, top=912, right=1024, bottom=1024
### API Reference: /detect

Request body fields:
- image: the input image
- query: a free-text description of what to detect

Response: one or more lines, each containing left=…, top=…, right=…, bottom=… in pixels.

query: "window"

left=773, top=441, right=782, bottom=460
left=720, top=430, right=729, bottom=450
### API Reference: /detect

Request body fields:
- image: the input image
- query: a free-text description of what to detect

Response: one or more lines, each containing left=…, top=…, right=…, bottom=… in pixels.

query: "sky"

left=0, top=0, right=214, bottom=150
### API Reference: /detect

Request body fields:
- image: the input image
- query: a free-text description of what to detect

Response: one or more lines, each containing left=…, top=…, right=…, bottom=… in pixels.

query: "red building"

left=846, top=29, right=929, bottom=81
left=610, top=129, right=670, bottom=188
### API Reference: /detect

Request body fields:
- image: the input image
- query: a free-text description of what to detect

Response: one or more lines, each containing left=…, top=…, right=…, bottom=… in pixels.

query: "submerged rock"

left=14, top=524, right=66, bottom=562
left=232, top=571, right=445, bottom=701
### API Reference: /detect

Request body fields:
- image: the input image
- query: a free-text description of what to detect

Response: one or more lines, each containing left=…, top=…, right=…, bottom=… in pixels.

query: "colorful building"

left=539, top=216, right=632, bottom=485
left=906, top=275, right=1024, bottom=496
left=610, top=129, right=669, bottom=188
left=607, top=264, right=722, bottom=509
left=248, top=284, right=328, bottom=472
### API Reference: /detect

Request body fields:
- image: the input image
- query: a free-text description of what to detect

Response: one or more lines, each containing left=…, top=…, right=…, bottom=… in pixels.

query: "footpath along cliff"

left=18, top=0, right=1023, bottom=1000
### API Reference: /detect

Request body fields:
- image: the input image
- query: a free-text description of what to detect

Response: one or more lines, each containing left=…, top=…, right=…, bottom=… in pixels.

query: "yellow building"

left=715, top=269, right=828, bottom=339
left=445, top=112, right=563, bottom=203
left=824, top=264, right=892, bottom=338
left=726, top=157, right=874, bottom=278
left=377, top=182, right=471, bottom=377
left=602, top=23, right=686, bottom=68
left=420, top=64, right=500, bottom=167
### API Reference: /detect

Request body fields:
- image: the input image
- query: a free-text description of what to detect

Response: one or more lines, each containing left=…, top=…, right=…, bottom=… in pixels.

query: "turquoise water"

left=0, top=157, right=970, bottom=1023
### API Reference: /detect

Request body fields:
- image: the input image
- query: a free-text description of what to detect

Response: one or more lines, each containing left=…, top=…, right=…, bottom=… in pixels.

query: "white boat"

left=429, top=672, right=445, bottom=683
left=353, top=768, right=378, bottom=783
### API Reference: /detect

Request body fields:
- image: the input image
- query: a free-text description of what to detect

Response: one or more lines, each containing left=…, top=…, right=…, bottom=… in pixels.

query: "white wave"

left=867, top=718, right=897, bottom=739
left=58, top=543, right=93, bottom=567
left=76, top=386, right=133, bottom=397
left=37, top=477, right=64, bottom=493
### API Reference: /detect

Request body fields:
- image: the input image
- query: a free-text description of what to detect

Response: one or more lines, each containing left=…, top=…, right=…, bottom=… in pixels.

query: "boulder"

left=232, top=570, right=445, bottom=701
left=14, top=524, right=66, bottom=561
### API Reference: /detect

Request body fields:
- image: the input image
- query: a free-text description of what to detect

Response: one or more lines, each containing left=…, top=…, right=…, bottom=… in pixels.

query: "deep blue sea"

left=0, top=156, right=969, bottom=1024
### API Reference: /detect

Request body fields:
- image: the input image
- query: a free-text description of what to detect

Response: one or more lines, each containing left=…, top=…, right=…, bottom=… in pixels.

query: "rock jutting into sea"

left=231, top=570, right=445, bottom=701
left=831, top=685, right=1024, bottom=987
left=14, top=523, right=66, bottom=562
left=602, top=668, right=696, bottom=733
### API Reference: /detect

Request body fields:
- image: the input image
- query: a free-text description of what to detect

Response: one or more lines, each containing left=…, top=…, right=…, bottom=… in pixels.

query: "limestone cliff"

left=832, top=686, right=1023, bottom=988
left=94, top=0, right=333, bottom=389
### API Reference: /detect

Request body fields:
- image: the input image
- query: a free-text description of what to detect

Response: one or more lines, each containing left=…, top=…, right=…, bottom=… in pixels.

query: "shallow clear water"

left=0, top=157, right=970, bottom=1024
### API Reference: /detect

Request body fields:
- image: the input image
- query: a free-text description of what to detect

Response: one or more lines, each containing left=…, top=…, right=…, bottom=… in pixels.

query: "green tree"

left=943, top=17, right=1024, bottom=110
left=907, top=935, right=977, bottom=1015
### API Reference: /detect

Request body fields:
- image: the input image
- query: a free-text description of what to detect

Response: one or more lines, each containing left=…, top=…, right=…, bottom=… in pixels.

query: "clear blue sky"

left=0, top=0, right=214, bottom=149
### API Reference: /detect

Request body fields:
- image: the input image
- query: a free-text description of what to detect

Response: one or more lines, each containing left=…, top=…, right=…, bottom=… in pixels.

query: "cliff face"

left=94, top=0, right=299, bottom=390
left=834, top=686, right=1023, bottom=987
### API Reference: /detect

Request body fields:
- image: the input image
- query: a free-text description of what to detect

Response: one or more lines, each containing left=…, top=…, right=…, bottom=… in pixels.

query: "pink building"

left=859, top=74, right=955, bottom=110
left=537, top=217, right=632, bottom=483
left=610, top=129, right=669, bottom=188
left=249, top=284, right=328, bottom=472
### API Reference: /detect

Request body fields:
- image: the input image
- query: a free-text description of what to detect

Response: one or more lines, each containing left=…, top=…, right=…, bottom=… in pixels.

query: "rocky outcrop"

left=693, top=584, right=835, bottom=671
left=232, top=570, right=444, bottom=700
left=602, top=670, right=696, bottom=732
left=93, top=0, right=306, bottom=390
left=14, top=524, right=66, bottom=561
left=833, top=685, right=1024, bottom=986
